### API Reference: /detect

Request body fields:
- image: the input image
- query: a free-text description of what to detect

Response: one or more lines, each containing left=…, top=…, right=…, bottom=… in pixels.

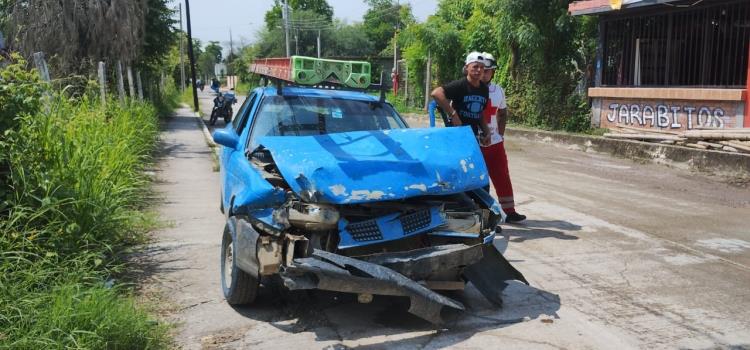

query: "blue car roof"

left=255, top=85, right=380, bottom=102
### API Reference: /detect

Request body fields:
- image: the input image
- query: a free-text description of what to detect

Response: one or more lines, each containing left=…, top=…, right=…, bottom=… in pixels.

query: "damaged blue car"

left=212, top=59, right=527, bottom=324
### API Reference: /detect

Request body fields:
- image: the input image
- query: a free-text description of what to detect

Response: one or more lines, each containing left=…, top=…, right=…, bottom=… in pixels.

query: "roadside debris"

left=604, top=126, right=750, bottom=153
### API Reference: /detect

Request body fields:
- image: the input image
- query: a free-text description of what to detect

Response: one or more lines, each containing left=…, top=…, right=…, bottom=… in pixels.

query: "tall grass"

left=0, top=93, right=170, bottom=348
left=179, top=87, right=194, bottom=107
left=153, top=80, right=180, bottom=117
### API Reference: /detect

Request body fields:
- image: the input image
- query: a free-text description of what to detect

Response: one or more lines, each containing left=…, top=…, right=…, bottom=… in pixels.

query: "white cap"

left=465, top=51, right=485, bottom=66
left=481, top=52, right=497, bottom=69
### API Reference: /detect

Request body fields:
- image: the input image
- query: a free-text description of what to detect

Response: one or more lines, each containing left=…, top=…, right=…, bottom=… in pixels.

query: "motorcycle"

left=209, top=91, right=236, bottom=125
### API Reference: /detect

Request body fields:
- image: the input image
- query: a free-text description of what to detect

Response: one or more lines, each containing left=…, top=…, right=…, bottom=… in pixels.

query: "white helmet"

left=481, top=52, right=498, bottom=69
left=465, top=51, right=485, bottom=66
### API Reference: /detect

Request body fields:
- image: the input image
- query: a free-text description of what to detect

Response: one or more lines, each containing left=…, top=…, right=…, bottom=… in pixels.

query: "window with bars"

left=600, top=0, right=750, bottom=88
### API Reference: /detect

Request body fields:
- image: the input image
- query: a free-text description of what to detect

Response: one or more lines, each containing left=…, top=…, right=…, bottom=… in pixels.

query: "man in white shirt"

left=480, top=53, right=525, bottom=223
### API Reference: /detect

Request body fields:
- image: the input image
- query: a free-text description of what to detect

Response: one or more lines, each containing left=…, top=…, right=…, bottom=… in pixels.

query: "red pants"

left=481, top=142, right=516, bottom=213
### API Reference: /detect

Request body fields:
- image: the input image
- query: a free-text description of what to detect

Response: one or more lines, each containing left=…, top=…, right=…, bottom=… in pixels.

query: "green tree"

left=233, top=45, right=257, bottom=84
left=140, top=0, right=177, bottom=67
left=205, top=41, right=223, bottom=63
left=198, top=41, right=223, bottom=78
left=399, top=0, right=596, bottom=130
left=254, top=28, right=287, bottom=58
left=362, top=0, right=415, bottom=54
left=264, top=0, right=334, bottom=30
left=324, top=22, right=374, bottom=57
left=486, top=0, right=594, bottom=129
left=435, top=0, right=473, bottom=30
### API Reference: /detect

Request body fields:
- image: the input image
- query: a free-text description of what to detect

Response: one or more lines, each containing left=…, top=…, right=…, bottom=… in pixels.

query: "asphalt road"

left=147, top=90, right=750, bottom=349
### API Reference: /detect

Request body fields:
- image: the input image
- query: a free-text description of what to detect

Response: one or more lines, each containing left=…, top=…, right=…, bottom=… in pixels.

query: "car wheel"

left=220, top=222, right=259, bottom=304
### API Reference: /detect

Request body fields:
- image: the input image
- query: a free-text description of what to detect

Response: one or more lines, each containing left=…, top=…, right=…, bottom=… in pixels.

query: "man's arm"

left=496, top=107, right=508, bottom=136
left=478, top=117, right=491, bottom=146
left=431, top=87, right=462, bottom=126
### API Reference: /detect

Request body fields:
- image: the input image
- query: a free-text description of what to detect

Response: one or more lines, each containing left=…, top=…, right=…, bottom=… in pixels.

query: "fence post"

left=32, top=52, right=51, bottom=82
left=116, top=61, right=126, bottom=104
left=424, top=51, right=432, bottom=110
left=32, top=52, right=52, bottom=112
left=98, top=62, right=107, bottom=106
left=136, top=71, right=144, bottom=100
left=127, top=65, right=135, bottom=99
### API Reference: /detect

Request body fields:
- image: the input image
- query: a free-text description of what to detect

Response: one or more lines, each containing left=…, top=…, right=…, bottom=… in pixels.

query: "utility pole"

left=317, top=30, right=321, bottom=58
left=229, top=27, right=234, bottom=58
left=393, top=0, right=399, bottom=73
left=392, top=0, right=400, bottom=93
left=185, top=0, right=199, bottom=112
left=179, top=3, right=186, bottom=92
left=295, top=29, right=299, bottom=55
left=229, top=27, right=235, bottom=89
left=424, top=50, right=432, bottom=110
left=282, top=0, right=291, bottom=57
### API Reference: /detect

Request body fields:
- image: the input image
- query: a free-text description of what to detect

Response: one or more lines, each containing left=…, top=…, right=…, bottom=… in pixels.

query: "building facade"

left=569, top=0, right=750, bottom=130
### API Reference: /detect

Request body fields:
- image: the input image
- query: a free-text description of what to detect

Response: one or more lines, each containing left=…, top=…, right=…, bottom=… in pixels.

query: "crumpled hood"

left=258, top=127, right=489, bottom=204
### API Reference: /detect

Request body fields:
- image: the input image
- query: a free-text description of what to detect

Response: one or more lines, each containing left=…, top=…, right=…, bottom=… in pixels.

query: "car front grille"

left=400, top=209, right=431, bottom=235
left=346, top=219, right=383, bottom=242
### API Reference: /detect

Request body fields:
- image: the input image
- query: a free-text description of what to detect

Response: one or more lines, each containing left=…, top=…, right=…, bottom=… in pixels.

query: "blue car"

left=212, top=84, right=527, bottom=324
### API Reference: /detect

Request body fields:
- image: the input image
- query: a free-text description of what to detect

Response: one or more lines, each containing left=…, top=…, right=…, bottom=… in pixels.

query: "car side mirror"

left=213, top=128, right=239, bottom=149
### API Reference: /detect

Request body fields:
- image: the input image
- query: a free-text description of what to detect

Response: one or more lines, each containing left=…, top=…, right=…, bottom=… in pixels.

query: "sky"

left=173, top=0, right=438, bottom=48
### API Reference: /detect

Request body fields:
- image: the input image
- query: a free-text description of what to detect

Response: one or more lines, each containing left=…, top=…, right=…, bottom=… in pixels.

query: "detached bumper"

left=280, top=243, right=527, bottom=324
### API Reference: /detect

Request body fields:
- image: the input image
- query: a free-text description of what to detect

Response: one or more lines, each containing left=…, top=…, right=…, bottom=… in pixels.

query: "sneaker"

left=505, top=212, right=526, bottom=223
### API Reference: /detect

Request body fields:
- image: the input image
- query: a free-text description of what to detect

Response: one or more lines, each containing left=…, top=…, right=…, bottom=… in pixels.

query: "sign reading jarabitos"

left=598, top=99, right=744, bottom=131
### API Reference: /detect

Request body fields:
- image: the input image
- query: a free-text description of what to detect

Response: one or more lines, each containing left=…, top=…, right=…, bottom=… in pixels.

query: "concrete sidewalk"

left=148, top=107, right=259, bottom=349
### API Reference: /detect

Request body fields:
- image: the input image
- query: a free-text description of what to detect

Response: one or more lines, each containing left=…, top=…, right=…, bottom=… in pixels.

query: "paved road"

left=148, top=94, right=750, bottom=349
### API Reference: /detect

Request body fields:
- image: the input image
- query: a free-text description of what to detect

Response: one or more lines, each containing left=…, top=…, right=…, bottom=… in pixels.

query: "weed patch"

left=0, top=59, right=172, bottom=349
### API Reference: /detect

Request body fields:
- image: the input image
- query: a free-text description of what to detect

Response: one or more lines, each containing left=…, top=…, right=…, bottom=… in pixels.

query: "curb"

left=402, top=115, right=749, bottom=175
left=508, top=128, right=750, bottom=175
left=181, top=105, right=220, bottom=171
left=193, top=111, right=216, bottom=148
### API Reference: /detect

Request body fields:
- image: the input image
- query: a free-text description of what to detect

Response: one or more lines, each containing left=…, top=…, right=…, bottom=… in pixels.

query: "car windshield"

left=248, top=95, right=406, bottom=149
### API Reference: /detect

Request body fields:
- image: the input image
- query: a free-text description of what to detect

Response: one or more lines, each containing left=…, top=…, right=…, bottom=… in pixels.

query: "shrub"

left=0, top=54, right=46, bottom=135
left=0, top=62, right=170, bottom=349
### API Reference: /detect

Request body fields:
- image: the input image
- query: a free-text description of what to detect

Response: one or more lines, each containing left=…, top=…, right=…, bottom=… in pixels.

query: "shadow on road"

left=229, top=278, right=560, bottom=348
left=504, top=219, right=581, bottom=243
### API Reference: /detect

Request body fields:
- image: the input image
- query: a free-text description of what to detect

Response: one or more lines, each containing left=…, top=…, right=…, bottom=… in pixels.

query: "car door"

left=221, top=90, right=260, bottom=213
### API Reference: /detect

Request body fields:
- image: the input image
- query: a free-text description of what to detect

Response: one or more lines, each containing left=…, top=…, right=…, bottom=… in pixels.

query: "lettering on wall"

left=599, top=99, right=741, bottom=131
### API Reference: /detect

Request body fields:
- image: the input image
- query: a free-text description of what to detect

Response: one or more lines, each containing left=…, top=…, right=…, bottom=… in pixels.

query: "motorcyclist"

left=210, top=77, right=220, bottom=94
left=210, top=88, right=237, bottom=125
left=223, top=88, right=236, bottom=105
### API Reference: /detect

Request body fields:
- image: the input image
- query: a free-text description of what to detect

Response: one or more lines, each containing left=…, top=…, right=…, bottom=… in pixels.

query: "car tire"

left=220, top=222, right=259, bottom=305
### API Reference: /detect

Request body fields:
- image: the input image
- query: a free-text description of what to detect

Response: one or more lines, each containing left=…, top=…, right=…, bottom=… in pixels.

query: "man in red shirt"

left=479, top=53, right=526, bottom=223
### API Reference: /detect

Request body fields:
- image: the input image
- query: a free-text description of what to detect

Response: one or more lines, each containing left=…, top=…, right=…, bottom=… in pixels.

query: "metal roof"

left=568, top=0, right=681, bottom=16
